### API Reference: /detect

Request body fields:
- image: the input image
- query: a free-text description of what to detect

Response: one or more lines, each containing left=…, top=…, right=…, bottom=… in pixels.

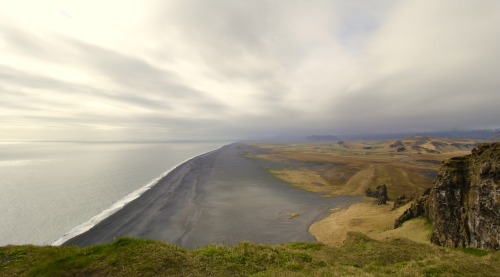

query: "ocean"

left=0, top=141, right=224, bottom=246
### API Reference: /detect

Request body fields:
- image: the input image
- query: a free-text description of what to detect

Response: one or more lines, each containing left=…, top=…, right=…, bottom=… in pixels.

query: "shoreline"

left=63, top=143, right=355, bottom=249
left=52, top=143, right=229, bottom=246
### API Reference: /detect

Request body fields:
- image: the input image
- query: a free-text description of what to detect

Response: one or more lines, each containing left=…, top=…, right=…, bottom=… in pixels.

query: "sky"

left=1, top=0, right=499, bottom=141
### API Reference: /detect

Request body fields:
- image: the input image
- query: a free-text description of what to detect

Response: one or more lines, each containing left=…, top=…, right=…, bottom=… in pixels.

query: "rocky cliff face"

left=395, top=142, right=499, bottom=250
left=394, top=188, right=430, bottom=226
left=365, top=184, right=388, bottom=205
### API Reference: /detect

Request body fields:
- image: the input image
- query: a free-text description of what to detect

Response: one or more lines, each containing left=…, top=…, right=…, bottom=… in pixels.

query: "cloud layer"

left=1, top=0, right=499, bottom=140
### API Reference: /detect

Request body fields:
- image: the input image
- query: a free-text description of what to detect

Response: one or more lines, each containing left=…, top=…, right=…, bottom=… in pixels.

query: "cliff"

left=395, top=142, right=499, bottom=250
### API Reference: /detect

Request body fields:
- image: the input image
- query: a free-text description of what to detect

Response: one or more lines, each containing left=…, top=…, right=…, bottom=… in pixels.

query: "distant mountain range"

left=246, top=129, right=499, bottom=142
left=341, top=129, right=500, bottom=140
left=306, top=135, right=339, bottom=141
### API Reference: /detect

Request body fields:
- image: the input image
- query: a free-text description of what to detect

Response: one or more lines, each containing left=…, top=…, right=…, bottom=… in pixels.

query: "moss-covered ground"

left=1, top=233, right=498, bottom=276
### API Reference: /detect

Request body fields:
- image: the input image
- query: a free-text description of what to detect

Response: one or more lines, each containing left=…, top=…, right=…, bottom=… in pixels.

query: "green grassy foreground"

left=1, top=233, right=498, bottom=276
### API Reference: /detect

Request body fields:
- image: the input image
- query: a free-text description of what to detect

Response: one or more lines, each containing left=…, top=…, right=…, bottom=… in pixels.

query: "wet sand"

left=64, top=143, right=356, bottom=249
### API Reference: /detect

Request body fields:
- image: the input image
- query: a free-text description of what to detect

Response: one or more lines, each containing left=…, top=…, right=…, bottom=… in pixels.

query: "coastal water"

left=0, top=141, right=223, bottom=246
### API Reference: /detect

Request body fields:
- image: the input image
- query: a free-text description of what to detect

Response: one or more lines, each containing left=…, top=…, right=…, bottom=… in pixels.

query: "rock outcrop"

left=394, top=142, right=499, bottom=250
left=365, top=184, right=388, bottom=205
left=392, top=192, right=416, bottom=211
left=389, top=140, right=404, bottom=148
left=394, top=188, right=430, bottom=227
left=396, top=146, right=406, bottom=152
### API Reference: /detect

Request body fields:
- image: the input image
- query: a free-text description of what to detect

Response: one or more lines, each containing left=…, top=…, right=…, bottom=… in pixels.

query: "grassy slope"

left=310, top=203, right=433, bottom=248
left=1, top=233, right=498, bottom=276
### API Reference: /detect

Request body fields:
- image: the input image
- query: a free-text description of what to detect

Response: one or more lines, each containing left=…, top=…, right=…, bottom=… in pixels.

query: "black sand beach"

left=64, top=143, right=356, bottom=249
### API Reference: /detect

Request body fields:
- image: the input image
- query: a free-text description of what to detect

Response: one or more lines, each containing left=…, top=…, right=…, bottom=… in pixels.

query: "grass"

left=423, top=217, right=434, bottom=241
left=2, top=140, right=488, bottom=276
left=246, top=140, right=489, bottom=252
left=288, top=213, right=300, bottom=219
left=254, top=148, right=438, bottom=199
left=1, top=233, right=498, bottom=276
left=461, top=247, right=490, bottom=257
left=248, top=138, right=477, bottom=200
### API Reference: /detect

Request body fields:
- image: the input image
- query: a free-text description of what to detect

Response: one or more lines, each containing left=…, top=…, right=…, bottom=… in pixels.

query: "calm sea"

left=0, top=141, right=224, bottom=246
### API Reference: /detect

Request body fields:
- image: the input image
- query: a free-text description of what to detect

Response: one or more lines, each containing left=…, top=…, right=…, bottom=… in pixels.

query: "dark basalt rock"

left=394, top=188, right=430, bottom=228
left=392, top=193, right=412, bottom=211
left=389, top=140, right=405, bottom=148
left=365, top=184, right=388, bottom=205
left=396, top=146, right=406, bottom=152
left=394, top=142, right=499, bottom=250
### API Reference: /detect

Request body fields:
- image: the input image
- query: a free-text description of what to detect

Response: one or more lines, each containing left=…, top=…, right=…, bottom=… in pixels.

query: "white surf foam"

left=50, top=144, right=228, bottom=246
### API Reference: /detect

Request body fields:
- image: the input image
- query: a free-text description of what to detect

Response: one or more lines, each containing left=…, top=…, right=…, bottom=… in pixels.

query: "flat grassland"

left=245, top=137, right=482, bottom=247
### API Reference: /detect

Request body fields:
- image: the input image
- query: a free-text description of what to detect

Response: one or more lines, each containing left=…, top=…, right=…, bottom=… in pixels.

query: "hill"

left=385, top=136, right=479, bottom=154
left=1, top=233, right=498, bottom=276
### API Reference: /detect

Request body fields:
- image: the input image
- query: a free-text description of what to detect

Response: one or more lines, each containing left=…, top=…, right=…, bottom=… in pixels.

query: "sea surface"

left=0, top=141, right=224, bottom=246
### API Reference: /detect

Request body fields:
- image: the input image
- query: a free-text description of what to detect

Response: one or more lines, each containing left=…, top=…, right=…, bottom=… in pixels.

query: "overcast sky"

left=1, top=0, right=499, bottom=141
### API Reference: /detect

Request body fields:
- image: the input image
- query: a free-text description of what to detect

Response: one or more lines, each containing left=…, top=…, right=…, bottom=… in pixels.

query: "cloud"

left=328, top=0, right=500, bottom=133
left=0, top=0, right=499, bottom=140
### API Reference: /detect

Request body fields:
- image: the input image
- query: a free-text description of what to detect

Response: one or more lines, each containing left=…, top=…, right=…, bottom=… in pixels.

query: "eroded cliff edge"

left=395, top=142, right=499, bottom=250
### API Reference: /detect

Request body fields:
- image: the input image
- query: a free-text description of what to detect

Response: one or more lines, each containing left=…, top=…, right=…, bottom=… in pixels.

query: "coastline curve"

left=51, top=143, right=229, bottom=246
